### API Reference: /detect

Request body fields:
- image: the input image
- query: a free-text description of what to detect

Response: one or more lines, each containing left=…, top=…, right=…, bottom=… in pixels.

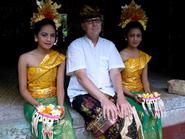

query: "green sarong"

left=126, top=92, right=163, bottom=139
left=24, top=97, right=76, bottom=139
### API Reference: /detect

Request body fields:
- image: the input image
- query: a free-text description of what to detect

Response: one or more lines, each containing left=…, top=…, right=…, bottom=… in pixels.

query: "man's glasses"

left=85, top=18, right=102, bottom=24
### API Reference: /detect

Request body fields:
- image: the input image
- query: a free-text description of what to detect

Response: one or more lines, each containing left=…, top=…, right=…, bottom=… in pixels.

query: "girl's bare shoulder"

left=18, top=50, right=36, bottom=63
left=120, top=49, right=129, bottom=61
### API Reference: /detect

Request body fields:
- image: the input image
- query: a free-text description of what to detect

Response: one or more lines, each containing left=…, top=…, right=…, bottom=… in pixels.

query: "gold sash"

left=27, top=50, right=65, bottom=98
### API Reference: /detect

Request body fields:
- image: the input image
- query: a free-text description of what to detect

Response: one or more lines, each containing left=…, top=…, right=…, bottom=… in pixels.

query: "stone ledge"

left=161, top=89, right=185, bottom=111
left=159, top=89, right=185, bottom=127
left=1, top=90, right=185, bottom=139
left=162, top=108, right=185, bottom=127
left=1, top=70, right=185, bottom=138
left=0, top=119, right=31, bottom=139
left=0, top=94, right=92, bottom=139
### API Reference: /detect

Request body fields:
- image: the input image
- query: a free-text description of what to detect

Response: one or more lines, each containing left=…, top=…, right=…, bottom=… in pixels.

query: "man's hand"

left=100, top=97, right=118, bottom=123
left=116, top=94, right=132, bottom=118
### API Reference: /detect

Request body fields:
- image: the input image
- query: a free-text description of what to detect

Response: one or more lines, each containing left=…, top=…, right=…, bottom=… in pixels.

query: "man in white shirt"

left=67, top=5, right=137, bottom=139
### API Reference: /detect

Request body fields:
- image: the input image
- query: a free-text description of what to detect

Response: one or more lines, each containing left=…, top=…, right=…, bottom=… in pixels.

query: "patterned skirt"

left=72, top=94, right=139, bottom=139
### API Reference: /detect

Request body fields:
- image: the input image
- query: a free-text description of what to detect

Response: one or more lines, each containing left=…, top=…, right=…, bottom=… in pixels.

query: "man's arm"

left=109, top=68, right=132, bottom=118
left=75, top=69, right=118, bottom=122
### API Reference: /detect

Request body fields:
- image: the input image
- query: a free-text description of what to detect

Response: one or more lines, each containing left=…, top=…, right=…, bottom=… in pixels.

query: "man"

left=67, top=5, right=138, bottom=139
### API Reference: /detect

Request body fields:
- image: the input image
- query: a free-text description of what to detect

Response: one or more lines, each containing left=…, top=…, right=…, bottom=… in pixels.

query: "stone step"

left=1, top=69, right=185, bottom=138
left=0, top=111, right=92, bottom=139
left=3, top=92, right=185, bottom=139
left=0, top=119, right=31, bottom=139
left=0, top=96, right=92, bottom=139
left=159, top=89, right=185, bottom=127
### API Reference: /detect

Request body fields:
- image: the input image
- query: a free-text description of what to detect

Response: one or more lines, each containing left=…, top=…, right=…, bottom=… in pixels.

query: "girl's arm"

left=56, top=60, right=65, bottom=106
left=123, top=85, right=143, bottom=103
left=142, top=64, right=151, bottom=92
left=18, top=54, right=40, bottom=106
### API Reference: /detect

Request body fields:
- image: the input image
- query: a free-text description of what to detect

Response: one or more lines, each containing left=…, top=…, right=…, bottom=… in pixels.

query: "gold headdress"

left=119, top=0, right=148, bottom=30
left=31, top=0, right=62, bottom=29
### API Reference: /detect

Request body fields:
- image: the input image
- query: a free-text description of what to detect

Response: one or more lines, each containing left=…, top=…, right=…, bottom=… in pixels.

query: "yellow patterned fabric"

left=121, top=51, right=162, bottom=139
left=28, top=50, right=65, bottom=98
left=121, top=50, right=151, bottom=92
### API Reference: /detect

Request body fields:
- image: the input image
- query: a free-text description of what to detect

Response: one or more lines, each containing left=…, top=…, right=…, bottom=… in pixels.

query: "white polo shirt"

left=67, top=36, right=124, bottom=102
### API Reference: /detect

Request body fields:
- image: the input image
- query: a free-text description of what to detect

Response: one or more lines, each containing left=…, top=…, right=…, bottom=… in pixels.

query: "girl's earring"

left=35, top=38, right=38, bottom=42
left=54, top=39, right=58, bottom=46
left=125, top=38, right=127, bottom=41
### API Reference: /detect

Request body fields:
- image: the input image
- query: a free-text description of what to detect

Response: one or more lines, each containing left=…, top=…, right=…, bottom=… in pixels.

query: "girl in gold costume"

left=18, top=4, right=76, bottom=138
left=119, top=1, right=163, bottom=138
left=120, top=12, right=163, bottom=139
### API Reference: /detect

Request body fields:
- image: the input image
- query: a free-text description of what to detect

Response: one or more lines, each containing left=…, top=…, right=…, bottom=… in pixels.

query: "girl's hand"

left=133, top=94, right=143, bottom=103
left=34, top=102, right=42, bottom=108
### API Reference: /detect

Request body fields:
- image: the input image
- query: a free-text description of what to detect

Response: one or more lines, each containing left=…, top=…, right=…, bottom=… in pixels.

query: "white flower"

left=37, top=105, right=45, bottom=112
left=47, top=104, right=55, bottom=109
left=50, top=109, right=61, bottom=116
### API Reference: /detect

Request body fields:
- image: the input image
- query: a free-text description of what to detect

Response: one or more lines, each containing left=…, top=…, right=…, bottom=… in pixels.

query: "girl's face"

left=127, top=28, right=142, bottom=48
left=35, top=24, right=56, bottom=50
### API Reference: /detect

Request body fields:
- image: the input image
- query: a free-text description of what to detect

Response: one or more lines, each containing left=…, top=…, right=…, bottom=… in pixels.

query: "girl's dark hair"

left=32, top=18, right=57, bottom=35
left=124, top=21, right=144, bottom=36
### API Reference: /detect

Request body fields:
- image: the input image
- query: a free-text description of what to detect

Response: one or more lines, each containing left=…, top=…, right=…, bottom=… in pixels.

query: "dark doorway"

left=0, top=0, right=184, bottom=79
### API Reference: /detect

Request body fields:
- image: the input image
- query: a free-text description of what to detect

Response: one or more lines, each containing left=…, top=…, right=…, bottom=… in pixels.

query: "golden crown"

left=30, top=0, right=62, bottom=29
left=119, top=0, right=148, bottom=30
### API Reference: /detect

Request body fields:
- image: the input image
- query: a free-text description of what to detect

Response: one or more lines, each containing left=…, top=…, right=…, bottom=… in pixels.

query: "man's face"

left=81, top=17, right=102, bottom=38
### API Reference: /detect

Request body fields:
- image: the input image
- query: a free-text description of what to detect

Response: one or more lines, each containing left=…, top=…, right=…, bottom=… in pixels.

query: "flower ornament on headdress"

left=119, top=0, right=148, bottom=30
left=31, top=0, right=62, bottom=29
